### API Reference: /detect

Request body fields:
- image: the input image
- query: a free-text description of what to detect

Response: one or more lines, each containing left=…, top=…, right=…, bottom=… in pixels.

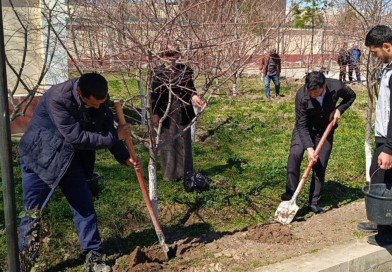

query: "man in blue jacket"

left=348, top=44, right=362, bottom=83
left=18, top=73, right=139, bottom=272
left=281, top=71, right=356, bottom=214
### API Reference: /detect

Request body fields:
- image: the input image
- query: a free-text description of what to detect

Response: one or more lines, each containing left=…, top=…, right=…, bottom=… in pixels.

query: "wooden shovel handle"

left=114, top=101, right=163, bottom=234
left=293, top=121, right=335, bottom=199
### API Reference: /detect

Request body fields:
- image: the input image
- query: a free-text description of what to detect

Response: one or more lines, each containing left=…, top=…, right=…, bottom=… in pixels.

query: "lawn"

left=0, top=75, right=367, bottom=271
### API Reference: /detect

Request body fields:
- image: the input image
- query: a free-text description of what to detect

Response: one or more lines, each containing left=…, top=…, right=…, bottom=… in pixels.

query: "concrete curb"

left=254, top=239, right=392, bottom=272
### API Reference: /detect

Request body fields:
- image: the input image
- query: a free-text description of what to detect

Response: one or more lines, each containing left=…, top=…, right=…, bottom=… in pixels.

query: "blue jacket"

left=19, top=78, right=130, bottom=188
left=348, top=48, right=361, bottom=64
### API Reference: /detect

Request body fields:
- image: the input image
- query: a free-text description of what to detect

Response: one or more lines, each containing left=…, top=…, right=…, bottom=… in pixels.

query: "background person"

left=348, top=44, right=362, bottom=83
left=18, top=73, right=140, bottom=272
left=337, top=43, right=350, bottom=82
left=260, top=48, right=281, bottom=99
left=281, top=71, right=356, bottom=214
left=151, top=42, right=205, bottom=181
left=361, top=25, right=392, bottom=246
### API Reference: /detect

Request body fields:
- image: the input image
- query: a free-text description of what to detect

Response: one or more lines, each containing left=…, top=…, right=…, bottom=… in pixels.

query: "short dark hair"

left=365, top=25, right=392, bottom=47
left=78, top=73, right=108, bottom=99
left=305, top=71, right=326, bottom=91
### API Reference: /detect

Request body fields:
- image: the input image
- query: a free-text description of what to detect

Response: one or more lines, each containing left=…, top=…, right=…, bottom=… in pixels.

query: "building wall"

left=3, top=4, right=45, bottom=95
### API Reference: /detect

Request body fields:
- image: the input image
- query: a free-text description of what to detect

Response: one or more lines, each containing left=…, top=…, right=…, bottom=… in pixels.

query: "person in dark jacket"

left=281, top=71, right=356, bottom=214
left=260, top=48, right=282, bottom=99
left=151, top=42, right=204, bottom=181
left=348, top=44, right=362, bottom=83
left=357, top=25, right=392, bottom=246
left=337, top=43, right=349, bottom=82
left=18, top=73, right=139, bottom=272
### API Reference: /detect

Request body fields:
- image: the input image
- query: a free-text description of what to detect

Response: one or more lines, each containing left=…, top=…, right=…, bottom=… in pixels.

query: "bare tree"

left=338, top=0, right=392, bottom=181
left=52, top=0, right=290, bottom=214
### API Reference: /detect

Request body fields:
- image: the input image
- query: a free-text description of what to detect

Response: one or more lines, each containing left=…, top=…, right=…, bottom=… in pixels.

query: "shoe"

left=280, top=192, right=292, bottom=201
left=85, top=251, right=111, bottom=272
left=357, top=221, right=377, bottom=232
left=367, top=234, right=392, bottom=246
left=309, top=204, right=325, bottom=214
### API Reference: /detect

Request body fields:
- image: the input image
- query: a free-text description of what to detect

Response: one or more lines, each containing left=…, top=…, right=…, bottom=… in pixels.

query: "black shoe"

left=367, top=234, right=392, bottom=246
left=280, top=192, right=292, bottom=201
left=85, top=251, right=111, bottom=272
left=309, top=204, right=325, bottom=214
left=357, top=221, right=377, bottom=232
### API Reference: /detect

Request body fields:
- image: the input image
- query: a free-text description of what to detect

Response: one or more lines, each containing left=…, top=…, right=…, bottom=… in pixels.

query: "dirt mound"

left=112, top=201, right=370, bottom=272
left=245, top=223, right=295, bottom=244
left=112, top=238, right=203, bottom=272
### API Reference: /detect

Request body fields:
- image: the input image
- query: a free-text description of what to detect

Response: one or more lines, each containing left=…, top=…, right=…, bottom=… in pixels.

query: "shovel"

left=275, top=120, right=335, bottom=225
left=114, top=101, right=171, bottom=259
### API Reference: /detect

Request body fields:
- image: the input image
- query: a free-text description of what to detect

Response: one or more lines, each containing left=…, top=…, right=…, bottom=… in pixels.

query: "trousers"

left=285, top=129, right=334, bottom=205
left=263, top=75, right=280, bottom=98
left=19, top=155, right=102, bottom=253
left=369, top=142, right=392, bottom=233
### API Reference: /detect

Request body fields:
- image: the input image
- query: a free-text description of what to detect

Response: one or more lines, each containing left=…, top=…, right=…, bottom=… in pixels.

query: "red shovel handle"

left=293, top=121, right=335, bottom=198
left=114, top=101, right=163, bottom=234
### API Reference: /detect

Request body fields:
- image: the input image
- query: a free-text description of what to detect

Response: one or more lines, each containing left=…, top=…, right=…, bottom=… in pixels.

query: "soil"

left=112, top=200, right=371, bottom=272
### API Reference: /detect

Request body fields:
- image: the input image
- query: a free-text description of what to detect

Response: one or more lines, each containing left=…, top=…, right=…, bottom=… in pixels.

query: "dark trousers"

left=369, top=143, right=392, bottom=184
left=348, top=63, right=361, bottom=82
left=160, top=126, right=193, bottom=181
left=285, top=129, right=333, bottom=205
left=19, top=156, right=102, bottom=253
left=339, top=64, right=347, bottom=81
left=369, top=142, right=392, bottom=234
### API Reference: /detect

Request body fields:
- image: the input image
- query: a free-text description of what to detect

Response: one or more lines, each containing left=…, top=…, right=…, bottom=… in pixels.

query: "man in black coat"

left=18, top=73, right=139, bottom=271
left=281, top=71, right=356, bottom=214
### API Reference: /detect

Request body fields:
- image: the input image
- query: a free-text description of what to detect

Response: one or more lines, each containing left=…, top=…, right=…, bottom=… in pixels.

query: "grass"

left=0, top=76, right=368, bottom=271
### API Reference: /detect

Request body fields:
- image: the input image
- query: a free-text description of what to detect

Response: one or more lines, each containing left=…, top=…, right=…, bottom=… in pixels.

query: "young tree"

left=341, top=0, right=392, bottom=181
left=57, top=0, right=290, bottom=214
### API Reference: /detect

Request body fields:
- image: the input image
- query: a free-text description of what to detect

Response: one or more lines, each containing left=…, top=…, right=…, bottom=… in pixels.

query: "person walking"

left=281, top=71, right=356, bottom=214
left=151, top=42, right=205, bottom=181
left=18, top=73, right=140, bottom=272
left=260, top=48, right=281, bottom=99
left=348, top=44, right=362, bottom=83
left=337, top=44, right=349, bottom=82
left=359, top=25, right=392, bottom=245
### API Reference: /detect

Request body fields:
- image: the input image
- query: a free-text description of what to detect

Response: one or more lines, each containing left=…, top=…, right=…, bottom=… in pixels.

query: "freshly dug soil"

left=113, top=200, right=370, bottom=272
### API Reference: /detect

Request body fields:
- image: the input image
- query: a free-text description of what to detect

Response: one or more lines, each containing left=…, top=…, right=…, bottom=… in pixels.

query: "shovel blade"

left=274, top=200, right=299, bottom=225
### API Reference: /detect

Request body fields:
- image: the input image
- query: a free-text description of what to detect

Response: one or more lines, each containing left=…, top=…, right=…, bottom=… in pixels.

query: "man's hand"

left=153, top=114, right=160, bottom=127
left=329, top=109, right=341, bottom=126
left=127, top=156, right=141, bottom=170
left=378, top=152, right=392, bottom=170
left=192, top=95, right=205, bottom=109
left=307, top=147, right=318, bottom=163
left=117, top=124, right=131, bottom=140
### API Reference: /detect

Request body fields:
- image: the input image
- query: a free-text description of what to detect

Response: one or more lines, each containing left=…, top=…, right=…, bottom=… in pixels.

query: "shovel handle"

left=114, top=101, right=163, bottom=234
left=292, top=121, right=335, bottom=199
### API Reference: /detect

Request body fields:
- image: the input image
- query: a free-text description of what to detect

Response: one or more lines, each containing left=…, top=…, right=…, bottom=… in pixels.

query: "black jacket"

left=19, top=78, right=130, bottom=188
left=151, top=63, right=197, bottom=127
left=294, top=78, right=356, bottom=148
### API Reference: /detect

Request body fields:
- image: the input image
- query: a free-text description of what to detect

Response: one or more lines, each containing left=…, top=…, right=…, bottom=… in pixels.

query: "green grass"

left=0, top=76, right=368, bottom=271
